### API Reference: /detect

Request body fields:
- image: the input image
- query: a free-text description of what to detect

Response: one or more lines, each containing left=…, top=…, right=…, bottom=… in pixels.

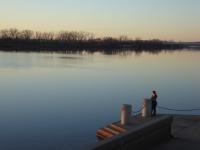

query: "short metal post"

left=142, top=99, right=152, bottom=117
left=121, top=104, right=132, bottom=125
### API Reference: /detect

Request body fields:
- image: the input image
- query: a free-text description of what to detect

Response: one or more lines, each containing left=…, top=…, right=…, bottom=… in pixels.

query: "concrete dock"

left=150, top=115, right=200, bottom=150
left=90, top=115, right=172, bottom=150
left=89, top=115, right=200, bottom=150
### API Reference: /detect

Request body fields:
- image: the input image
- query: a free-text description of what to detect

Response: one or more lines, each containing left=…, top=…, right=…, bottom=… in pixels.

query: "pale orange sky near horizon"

left=0, top=0, right=200, bottom=42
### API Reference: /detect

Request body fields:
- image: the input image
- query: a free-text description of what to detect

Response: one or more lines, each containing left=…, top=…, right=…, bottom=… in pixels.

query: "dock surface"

left=150, top=115, right=200, bottom=150
left=96, top=115, right=168, bottom=140
left=90, top=115, right=172, bottom=150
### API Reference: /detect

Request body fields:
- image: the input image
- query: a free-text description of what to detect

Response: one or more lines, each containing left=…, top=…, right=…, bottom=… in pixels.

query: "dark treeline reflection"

left=0, top=28, right=184, bottom=52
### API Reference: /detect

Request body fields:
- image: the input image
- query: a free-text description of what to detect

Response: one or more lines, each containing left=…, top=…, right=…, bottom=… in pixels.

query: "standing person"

left=151, top=90, right=158, bottom=116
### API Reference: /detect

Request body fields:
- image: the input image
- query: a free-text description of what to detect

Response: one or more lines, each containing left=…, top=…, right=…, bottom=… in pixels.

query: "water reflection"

left=0, top=49, right=200, bottom=150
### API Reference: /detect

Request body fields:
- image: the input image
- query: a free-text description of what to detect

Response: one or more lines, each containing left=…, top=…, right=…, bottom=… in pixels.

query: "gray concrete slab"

left=150, top=115, right=200, bottom=150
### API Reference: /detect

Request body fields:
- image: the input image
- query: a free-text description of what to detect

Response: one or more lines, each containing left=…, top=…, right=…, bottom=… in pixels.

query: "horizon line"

left=0, top=28, right=198, bottom=43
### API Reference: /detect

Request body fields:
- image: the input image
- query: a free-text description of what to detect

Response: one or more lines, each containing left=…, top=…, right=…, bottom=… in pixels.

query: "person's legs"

left=152, top=102, right=156, bottom=116
left=153, top=106, right=156, bottom=116
left=151, top=103, right=155, bottom=116
left=154, top=102, right=157, bottom=116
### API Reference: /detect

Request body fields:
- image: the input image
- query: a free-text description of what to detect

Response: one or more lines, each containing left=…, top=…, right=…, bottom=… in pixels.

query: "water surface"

left=0, top=49, right=200, bottom=150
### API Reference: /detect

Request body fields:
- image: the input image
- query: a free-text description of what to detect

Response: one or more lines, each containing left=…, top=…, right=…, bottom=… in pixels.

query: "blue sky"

left=0, top=0, right=200, bottom=41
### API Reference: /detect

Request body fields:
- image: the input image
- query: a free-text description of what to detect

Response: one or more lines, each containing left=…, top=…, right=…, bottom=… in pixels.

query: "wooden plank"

left=101, top=128, right=116, bottom=135
left=96, top=129, right=114, bottom=138
left=104, top=127, right=120, bottom=135
left=109, top=124, right=126, bottom=133
left=96, top=133, right=107, bottom=140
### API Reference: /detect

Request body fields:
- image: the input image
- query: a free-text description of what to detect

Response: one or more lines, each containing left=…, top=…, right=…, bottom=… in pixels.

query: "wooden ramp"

left=96, top=123, right=127, bottom=140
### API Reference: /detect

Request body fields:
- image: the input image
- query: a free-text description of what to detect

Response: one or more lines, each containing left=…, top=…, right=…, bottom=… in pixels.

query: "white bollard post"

left=121, top=104, right=132, bottom=125
left=142, top=99, right=152, bottom=117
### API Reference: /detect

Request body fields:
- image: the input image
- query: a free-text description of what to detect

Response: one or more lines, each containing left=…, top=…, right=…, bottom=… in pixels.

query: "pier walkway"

left=150, top=115, right=200, bottom=150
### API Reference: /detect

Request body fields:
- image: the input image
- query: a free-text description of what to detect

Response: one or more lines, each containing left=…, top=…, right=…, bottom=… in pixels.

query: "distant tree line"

left=0, top=28, right=185, bottom=52
left=0, top=28, right=95, bottom=41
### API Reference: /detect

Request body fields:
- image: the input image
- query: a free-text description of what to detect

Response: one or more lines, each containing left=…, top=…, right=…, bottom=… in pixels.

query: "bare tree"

left=56, top=31, right=68, bottom=41
left=0, top=29, right=19, bottom=39
left=41, top=32, right=54, bottom=40
left=119, top=35, right=129, bottom=41
left=35, top=32, right=44, bottom=40
left=0, top=29, right=9, bottom=39
left=56, top=31, right=94, bottom=41
left=103, top=37, right=117, bottom=42
left=9, top=28, right=19, bottom=39
left=86, top=32, right=95, bottom=40
left=19, top=30, right=34, bottom=40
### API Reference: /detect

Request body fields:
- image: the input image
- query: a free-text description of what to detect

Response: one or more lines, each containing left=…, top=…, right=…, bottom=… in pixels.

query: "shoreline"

left=0, top=39, right=185, bottom=53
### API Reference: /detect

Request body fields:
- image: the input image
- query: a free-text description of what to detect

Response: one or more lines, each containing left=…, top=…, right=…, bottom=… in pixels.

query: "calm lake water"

left=0, top=49, right=200, bottom=150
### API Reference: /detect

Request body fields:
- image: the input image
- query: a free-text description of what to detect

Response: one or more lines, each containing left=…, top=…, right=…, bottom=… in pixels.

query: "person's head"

left=152, top=90, right=157, bottom=96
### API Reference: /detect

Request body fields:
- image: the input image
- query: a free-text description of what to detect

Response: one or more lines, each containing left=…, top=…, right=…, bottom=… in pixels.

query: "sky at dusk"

left=0, top=0, right=200, bottom=41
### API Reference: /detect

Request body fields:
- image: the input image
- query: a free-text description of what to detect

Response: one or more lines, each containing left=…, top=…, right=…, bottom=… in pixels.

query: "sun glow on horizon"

left=0, top=0, right=200, bottom=42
